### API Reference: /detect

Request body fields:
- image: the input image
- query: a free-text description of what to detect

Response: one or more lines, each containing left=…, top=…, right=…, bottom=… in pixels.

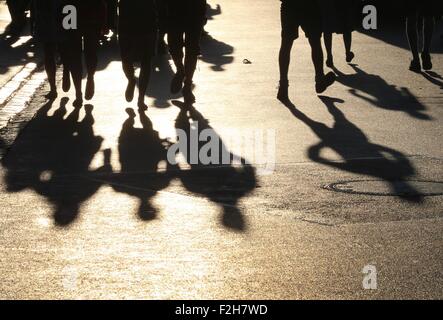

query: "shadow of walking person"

left=421, top=70, right=443, bottom=89
left=282, top=96, right=423, bottom=203
left=206, top=2, right=222, bottom=22
left=1, top=98, right=109, bottom=226
left=333, top=64, right=432, bottom=120
left=200, top=34, right=234, bottom=72
left=146, top=54, right=179, bottom=108
left=170, top=101, right=257, bottom=231
left=109, top=108, right=172, bottom=221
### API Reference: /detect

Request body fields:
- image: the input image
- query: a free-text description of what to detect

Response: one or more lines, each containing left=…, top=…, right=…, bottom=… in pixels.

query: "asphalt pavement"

left=0, top=0, right=442, bottom=299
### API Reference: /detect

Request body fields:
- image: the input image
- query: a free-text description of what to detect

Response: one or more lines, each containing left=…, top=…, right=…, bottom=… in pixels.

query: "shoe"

left=409, top=59, right=421, bottom=73
left=125, top=78, right=136, bottom=102
left=326, top=57, right=334, bottom=68
left=171, top=71, right=185, bottom=94
left=182, top=84, right=196, bottom=104
left=277, top=81, right=289, bottom=103
left=62, top=69, right=71, bottom=92
left=346, top=51, right=355, bottom=63
left=421, top=53, right=432, bottom=71
left=315, top=72, right=336, bottom=94
left=85, top=77, right=95, bottom=100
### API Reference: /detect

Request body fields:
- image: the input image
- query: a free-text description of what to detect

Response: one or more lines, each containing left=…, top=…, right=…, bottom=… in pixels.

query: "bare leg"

left=84, top=30, right=99, bottom=100
left=344, top=31, right=354, bottom=63
left=168, top=32, right=185, bottom=74
left=43, top=43, right=57, bottom=99
left=309, top=36, right=336, bottom=94
left=122, top=56, right=136, bottom=103
left=277, top=37, right=293, bottom=101
left=308, top=36, right=325, bottom=79
left=324, top=32, right=333, bottom=66
left=343, top=32, right=352, bottom=55
left=59, top=45, right=71, bottom=92
left=168, top=31, right=185, bottom=94
left=138, top=55, right=153, bottom=109
left=64, top=35, right=83, bottom=107
left=182, top=29, right=201, bottom=104
left=278, top=37, right=293, bottom=84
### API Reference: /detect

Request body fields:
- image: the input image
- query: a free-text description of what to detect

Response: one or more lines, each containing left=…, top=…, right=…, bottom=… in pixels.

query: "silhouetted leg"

left=43, top=43, right=57, bottom=99
left=138, top=55, right=153, bottom=109
left=344, top=32, right=354, bottom=62
left=122, top=58, right=136, bottom=103
left=406, top=13, right=421, bottom=71
left=182, top=29, right=201, bottom=104
left=324, top=32, right=334, bottom=67
left=422, top=16, right=435, bottom=70
left=121, top=59, right=135, bottom=82
left=64, top=35, right=83, bottom=107
left=308, top=36, right=324, bottom=79
left=84, top=31, right=99, bottom=100
left=277, top=37, right=293, bottom=102
left=184, top=54, right=198, bottom=85
left=309, top=36, right=336, bottom=94
left=278, top=37, right=293, bottom=84
left=59, top=45, right=71, bottom=92
left=168, top=31, right=185, bottom=94
left=120, top=37, right=136, bottom=103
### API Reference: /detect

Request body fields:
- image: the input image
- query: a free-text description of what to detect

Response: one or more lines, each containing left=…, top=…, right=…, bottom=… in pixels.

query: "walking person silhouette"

left=405, top=0, right=438, bottom=72
left=32, top=0, right=67, bottom=100
left=166, top=0, right=207, bottom=104
left=278, top=0, right=336, bottom=103
left=322, top=0, right=358, bottom=68
left=119, top=0, right=158, bottom=110
left=64, top=0, right=107, bottom=107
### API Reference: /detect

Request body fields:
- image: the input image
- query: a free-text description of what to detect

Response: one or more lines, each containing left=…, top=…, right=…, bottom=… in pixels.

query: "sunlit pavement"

left=0, top=1, right=37, bottom=89
left=0, top=1, right=442, bottom=299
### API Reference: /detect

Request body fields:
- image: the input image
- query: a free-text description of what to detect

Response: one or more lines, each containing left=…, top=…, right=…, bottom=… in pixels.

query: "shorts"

left=119, top=32, right=157, bottom=62
left=166, top=0, right=207, bottom=32
left=280, top=1, right=322, bottom=40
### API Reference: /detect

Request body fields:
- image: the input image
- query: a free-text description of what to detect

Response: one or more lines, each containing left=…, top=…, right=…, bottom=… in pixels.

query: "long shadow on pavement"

left=108, top=107, right=173, bottom=221
left=333, top=64, right=432, bottom=120
left=171, top=101, right=257, bottom=231
left=283, top=96, right=423, bottom=203
left=1, top=98, right=110, bottom=226
left=200, top=34, right=234, bottom=72
left=421, top=71, right=443, bottom=90
left=146, top=54, right=180, bottom=108
left=2, top=99, right=257, bottom=230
